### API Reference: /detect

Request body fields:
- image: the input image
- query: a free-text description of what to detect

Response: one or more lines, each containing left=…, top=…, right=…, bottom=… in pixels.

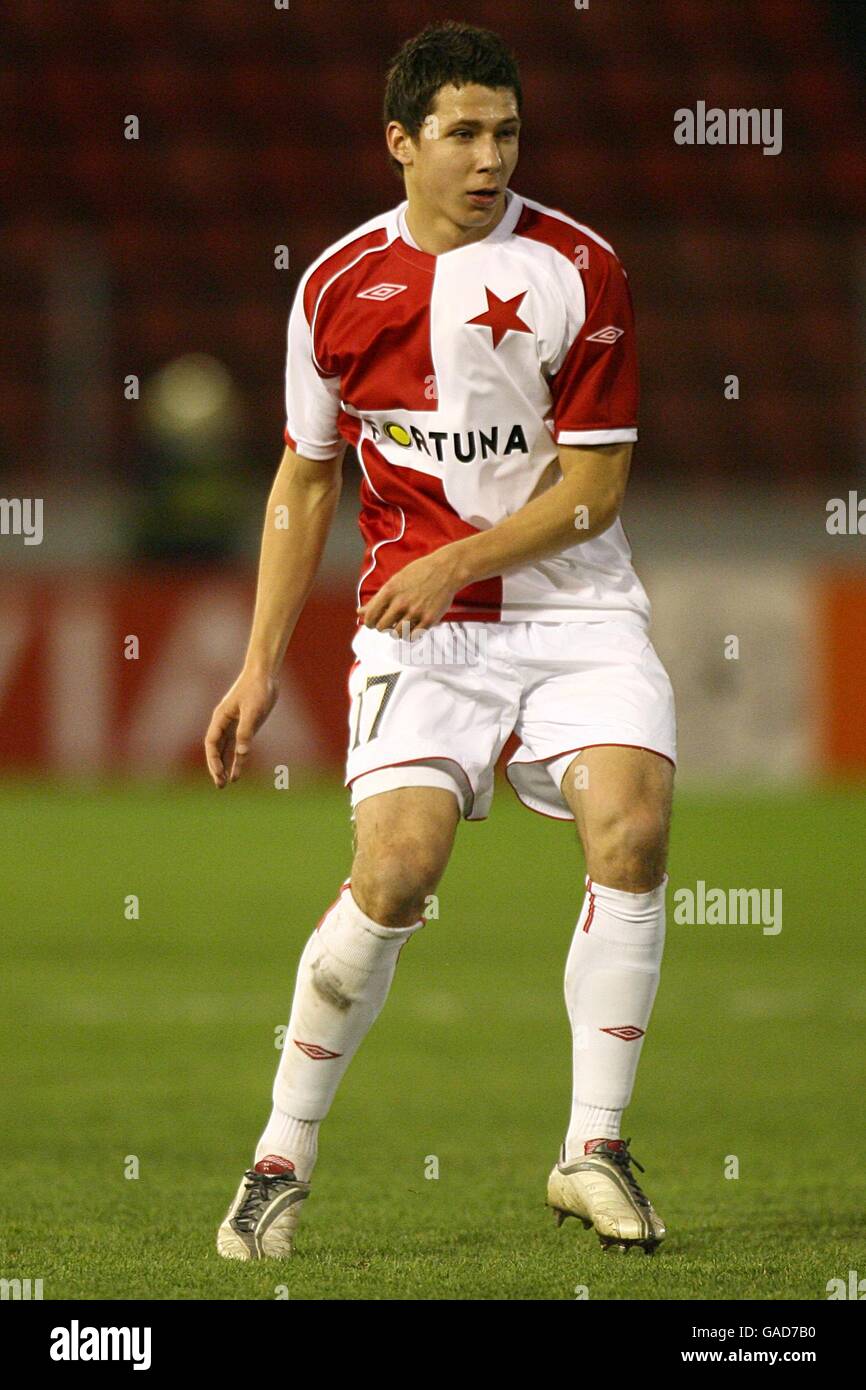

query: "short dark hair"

left=383, top=21, right=522, bottom=181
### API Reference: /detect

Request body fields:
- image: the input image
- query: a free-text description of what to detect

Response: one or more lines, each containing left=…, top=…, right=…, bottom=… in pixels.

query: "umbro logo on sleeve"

left=585, top=325, right=624, bottom=343
left=356, top=282, right=408, bottom=300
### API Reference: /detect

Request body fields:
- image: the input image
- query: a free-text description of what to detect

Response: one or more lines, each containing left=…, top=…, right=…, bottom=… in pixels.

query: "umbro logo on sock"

left=599, top=1025, right=645, bottom=1041
left=294, top=1039, right=343, bottom=1059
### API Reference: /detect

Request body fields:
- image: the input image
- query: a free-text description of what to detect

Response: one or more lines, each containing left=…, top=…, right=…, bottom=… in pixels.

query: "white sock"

left=265, top=884, right=425, bottom=1163
left=563, top=874, right=667, bottom=1162
left=566, top=1102, right=622, bottom=1153
left=255, top=1111, right=319, bottom=1182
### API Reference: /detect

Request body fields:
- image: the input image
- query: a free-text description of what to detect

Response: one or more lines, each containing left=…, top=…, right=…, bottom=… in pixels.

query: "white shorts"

left=345, top=617, right=676, bottom=822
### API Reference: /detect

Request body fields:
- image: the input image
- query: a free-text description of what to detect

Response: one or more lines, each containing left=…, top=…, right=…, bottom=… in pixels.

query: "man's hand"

left=204, top=667, right=279, bottom=788
left=356, top=548, right=462, bottom=636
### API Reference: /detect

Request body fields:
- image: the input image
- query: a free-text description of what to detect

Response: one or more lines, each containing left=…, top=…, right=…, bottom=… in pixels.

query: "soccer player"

left=206, top=20, right=676, bottom=1260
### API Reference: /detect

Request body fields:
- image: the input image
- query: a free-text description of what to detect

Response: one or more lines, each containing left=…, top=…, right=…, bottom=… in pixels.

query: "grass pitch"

left=1, top=775, right=864, bottom=1300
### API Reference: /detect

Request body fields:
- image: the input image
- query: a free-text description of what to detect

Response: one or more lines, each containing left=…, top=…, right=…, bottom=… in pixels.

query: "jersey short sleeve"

left=283, top=274, right=343, bottom=460
left=549, top=245, right=638, bottom=448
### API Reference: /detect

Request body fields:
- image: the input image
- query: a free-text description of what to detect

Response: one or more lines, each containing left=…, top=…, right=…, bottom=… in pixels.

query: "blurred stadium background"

left=2, top=0, right=865, bottom=1299
left=1, top=0, right=865, bottom=780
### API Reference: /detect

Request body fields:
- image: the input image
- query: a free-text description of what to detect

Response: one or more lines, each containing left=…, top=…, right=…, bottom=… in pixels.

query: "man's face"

left=397, top=82, right=521, bottom=228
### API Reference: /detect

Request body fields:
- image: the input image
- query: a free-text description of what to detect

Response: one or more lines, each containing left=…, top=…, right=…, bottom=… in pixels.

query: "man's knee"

left=350, top=789, right=458, bottom=926
left=585, top=805, right=670, bottom=891
left=351, top=838, right=447, bottom=925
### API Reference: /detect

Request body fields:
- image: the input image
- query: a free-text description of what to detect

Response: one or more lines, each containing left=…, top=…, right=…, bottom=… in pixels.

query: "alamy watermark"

left=826, top=491, right=866, bottom=535
left=827, top=1269, right=866, bottom=1299
left=49, top=1321, right=151, bottom=1369
left=390, top=619, right=488, bottom=671
left=673, top=880, right=782, bottom=935
left=674, top=102, right=782, bottom=156
left=0, top=497, right=43, bottom=545
left=1, top=1277, right=43, bottom=1299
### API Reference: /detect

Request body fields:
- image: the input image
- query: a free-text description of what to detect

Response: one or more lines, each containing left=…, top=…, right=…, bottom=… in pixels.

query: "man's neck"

left=403, top=190, right=510, bottom=255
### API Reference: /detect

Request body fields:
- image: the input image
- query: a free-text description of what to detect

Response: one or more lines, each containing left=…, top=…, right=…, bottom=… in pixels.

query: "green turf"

left=1, top=775, right=864, bottom=1300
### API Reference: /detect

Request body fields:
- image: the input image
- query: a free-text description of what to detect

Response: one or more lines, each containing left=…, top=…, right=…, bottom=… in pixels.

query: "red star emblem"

left=466, top=287, right=532, bottom=350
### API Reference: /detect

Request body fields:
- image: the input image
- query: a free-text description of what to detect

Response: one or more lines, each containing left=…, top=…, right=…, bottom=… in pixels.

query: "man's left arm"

left=357, top=441, right=632, bottom=634
left=445, top=440, right=632, bottom=582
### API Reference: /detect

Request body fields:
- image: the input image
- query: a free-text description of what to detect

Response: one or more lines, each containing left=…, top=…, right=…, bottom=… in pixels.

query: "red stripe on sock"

left=314, top=882, right=350, bottom=933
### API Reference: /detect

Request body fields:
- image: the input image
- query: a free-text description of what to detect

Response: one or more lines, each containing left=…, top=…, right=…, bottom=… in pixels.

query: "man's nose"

left=476, top=137, right=503, bottom=170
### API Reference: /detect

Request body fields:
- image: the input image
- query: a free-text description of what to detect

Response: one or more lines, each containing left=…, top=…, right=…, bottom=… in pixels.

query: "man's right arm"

left=204, top=440, right=346, bottom=788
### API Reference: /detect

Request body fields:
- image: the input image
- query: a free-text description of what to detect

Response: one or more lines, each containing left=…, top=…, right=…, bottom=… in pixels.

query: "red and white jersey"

left=284, top=188, right=650, bottom=626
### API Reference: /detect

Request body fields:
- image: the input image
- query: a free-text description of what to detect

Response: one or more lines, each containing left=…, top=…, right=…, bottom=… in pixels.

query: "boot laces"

left=235, top=1169, right=297, bottom=1232
left=605, top=1138, right=651, bottom=1210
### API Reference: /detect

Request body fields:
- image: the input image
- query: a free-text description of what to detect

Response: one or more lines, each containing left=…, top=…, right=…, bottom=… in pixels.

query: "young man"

left=206, top=21, right=676, bottom=1260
